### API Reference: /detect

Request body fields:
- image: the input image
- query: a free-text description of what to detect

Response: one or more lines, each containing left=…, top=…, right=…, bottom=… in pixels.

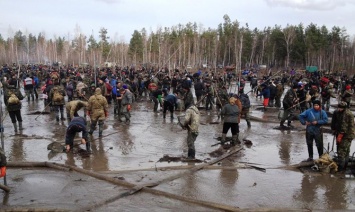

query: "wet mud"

left=1, top=84, right=355, bottom=211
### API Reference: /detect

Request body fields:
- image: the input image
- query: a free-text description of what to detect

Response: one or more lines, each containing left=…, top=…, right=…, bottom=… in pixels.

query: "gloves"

left=105, top=111, right=108, bottom=118
left=337, top=133, right=344, bottom=144
left=127, top=104, right=131, bottom=111
left=86, top=111, right=91, bottom=116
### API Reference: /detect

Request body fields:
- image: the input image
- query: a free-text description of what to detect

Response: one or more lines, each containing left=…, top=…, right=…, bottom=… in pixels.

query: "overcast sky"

left=1, top=0, right=354, bottom=43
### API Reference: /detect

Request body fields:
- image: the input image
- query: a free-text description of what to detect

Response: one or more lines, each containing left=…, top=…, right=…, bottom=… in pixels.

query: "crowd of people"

left=0, top=63, right=354, bottom=168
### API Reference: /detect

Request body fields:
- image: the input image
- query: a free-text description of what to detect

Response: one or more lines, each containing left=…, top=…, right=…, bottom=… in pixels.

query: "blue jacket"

left=299, top=108, right=328, bottom=133
left=258, top=87, right=270, bottom=98
left=164, top=93, right=178, bottom=108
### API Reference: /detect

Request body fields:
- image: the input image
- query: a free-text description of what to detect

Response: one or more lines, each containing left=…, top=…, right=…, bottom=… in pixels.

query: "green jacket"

left=4, top=86, right=24, bottom=111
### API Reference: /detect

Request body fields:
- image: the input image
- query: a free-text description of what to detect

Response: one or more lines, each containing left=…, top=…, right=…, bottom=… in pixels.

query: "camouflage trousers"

left=187, top=130, right=198, bottom=151
left=337, top=138, right=351, bottom=161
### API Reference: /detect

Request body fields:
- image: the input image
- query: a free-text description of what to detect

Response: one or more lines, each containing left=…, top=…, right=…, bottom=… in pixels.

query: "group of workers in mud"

left=0, top=64, right=354, bottom=170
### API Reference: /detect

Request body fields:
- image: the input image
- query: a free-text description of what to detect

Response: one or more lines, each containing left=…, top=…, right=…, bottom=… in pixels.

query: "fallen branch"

left=0, top=183, right=10, bottom=192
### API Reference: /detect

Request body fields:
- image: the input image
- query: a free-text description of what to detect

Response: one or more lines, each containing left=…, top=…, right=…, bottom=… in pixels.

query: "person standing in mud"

left=65, top=116, right=89, bottom=152
left=220, top=97, right=241, bottom=145
left=257, top=83, right=270, bottom=111
left=331, top=101, right=355, bottom=171
left=87, top=88, right=108, bottom=137
left=180, top=102, right=200, bottom=159
left=298, top=100, right=328, bottom=162
left=49, top=80, right=66, bottom=122
left=4, top=79, right=24, bottom=133
left=275, top=80, right=284, bottom=108
left=204, top=82, right=214, bottom=110
left=280, top=84, right=299, bottom=128
left=23, top=74, right=35, bottom=101
left=119, top=87, right=133, bottom=123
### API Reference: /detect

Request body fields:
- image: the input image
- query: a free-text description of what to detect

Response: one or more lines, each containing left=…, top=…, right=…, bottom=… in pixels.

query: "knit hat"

left=346, top=85, right=351, bottom=90
left=313, top=100, right=321, bottom=106
left=292, top=84, right=298, bottom=89
left=122, top=84, right=128, bottom=89
left=338, top=101, right=347, bottom=108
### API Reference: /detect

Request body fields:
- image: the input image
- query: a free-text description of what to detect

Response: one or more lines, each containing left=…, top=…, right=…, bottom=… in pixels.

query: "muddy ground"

left=1, top=83, right=355, bottom=211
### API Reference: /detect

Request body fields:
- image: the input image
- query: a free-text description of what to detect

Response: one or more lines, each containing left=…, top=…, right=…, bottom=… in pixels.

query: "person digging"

left=65, top=116, right=89, bottom=152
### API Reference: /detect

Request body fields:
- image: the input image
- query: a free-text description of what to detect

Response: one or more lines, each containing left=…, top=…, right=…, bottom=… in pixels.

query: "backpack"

left=52, top=88, right=64, bottom=102
left=239, top=93, right=250, bottom=109
left=0, top=147, right=7, bottom=167
left=8, top=90, right=19, bottom=105
left=321, top=88, right=330, bottom=98
left=105, top=83, right=113, bottom=94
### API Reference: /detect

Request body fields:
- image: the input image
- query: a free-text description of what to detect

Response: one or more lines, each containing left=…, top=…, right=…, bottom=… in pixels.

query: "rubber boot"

left=287, top=121, right=293, bottom=128
left=89, top=122, right=96, bottom=135
left=247, top=121, right=251, bottom=128
left=187, top=149, right=195, bottom=159
left=338, top=157, right=345, bottom=172
left=163, top=113, right=166, bottom=118
left=307, top=144, right=313, bottom=159
left=86, top=140, right=91, bottom=153
left=232, top=134, right=240, bottom=145
left=13, top=123, right=18, bottom=133
left=56, top=115, right=59, bottom=122
left=170, top=113, right=174, bottom=119
left=221, top=133, right=227, bottom=145
left=98, top=121, right=104, bottom=137
left=60, top=111, right=66, bottom=121
left=280, top=120, right=285, bottom=127
left=18, top=122, right=23, bottom=130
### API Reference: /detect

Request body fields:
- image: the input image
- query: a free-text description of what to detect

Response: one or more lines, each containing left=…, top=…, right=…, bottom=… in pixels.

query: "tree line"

left=0, top=14, right=354, bottom=74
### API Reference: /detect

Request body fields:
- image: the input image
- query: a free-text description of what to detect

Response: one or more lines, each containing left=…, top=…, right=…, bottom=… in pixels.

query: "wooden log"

left=56, top=148, right=244, bottom=212
left=45, top=162, right=71, bottom=172
left=7, top=162, right=47, bottom=168
left=1, top=207, right=69, bottom=212
left=0, top=183, right=10, bottom=192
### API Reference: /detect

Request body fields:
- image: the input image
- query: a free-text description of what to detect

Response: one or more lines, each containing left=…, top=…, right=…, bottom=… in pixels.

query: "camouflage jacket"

left=341, top=90, right=353, bottom=103
left=282, top=89, right=298, bottom=110
left=183, top=90, right=194, bottom=107
left=65, top=100, right=88, bottom=119
left=183, top=105, right=200, bottom=133
left=49, top=85, right=66, bottom=106
left=87, top=89, right=108, bottom=121
left=216, top=89, right=229, bottom=106
left=331, top=109, right=355, bottom=140
left=4, top=87, right=24, bottom=111
left=275, top=84, right=284, bottom=98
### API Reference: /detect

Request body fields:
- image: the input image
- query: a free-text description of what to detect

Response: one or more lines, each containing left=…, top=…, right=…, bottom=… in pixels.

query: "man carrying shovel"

left=299, top=100, right=328, bottom=162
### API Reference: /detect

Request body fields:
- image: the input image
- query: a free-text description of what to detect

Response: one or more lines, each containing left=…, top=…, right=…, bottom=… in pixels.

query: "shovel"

left=328, top=135, right=336, bottom=158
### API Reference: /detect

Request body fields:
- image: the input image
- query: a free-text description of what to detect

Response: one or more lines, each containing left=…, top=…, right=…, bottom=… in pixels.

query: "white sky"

left=0, top=0, right=354, bottom=43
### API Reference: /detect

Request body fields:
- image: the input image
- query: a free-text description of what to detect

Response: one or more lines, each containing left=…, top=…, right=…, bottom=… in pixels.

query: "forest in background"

left=0, top=15, right=354, bottom=74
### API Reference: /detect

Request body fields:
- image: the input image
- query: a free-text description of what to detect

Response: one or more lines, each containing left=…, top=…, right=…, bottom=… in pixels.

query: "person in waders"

left=298, top=100, right=328, bottom=162
left=180, top=102, right=200, bottom=159
left=331, top=101, right=355, bottom=172
left=87, top=88, right=108, bottom=137
left=220, top=97, right=241, bottom=145
left=4, top=79, right=24, bottom=133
